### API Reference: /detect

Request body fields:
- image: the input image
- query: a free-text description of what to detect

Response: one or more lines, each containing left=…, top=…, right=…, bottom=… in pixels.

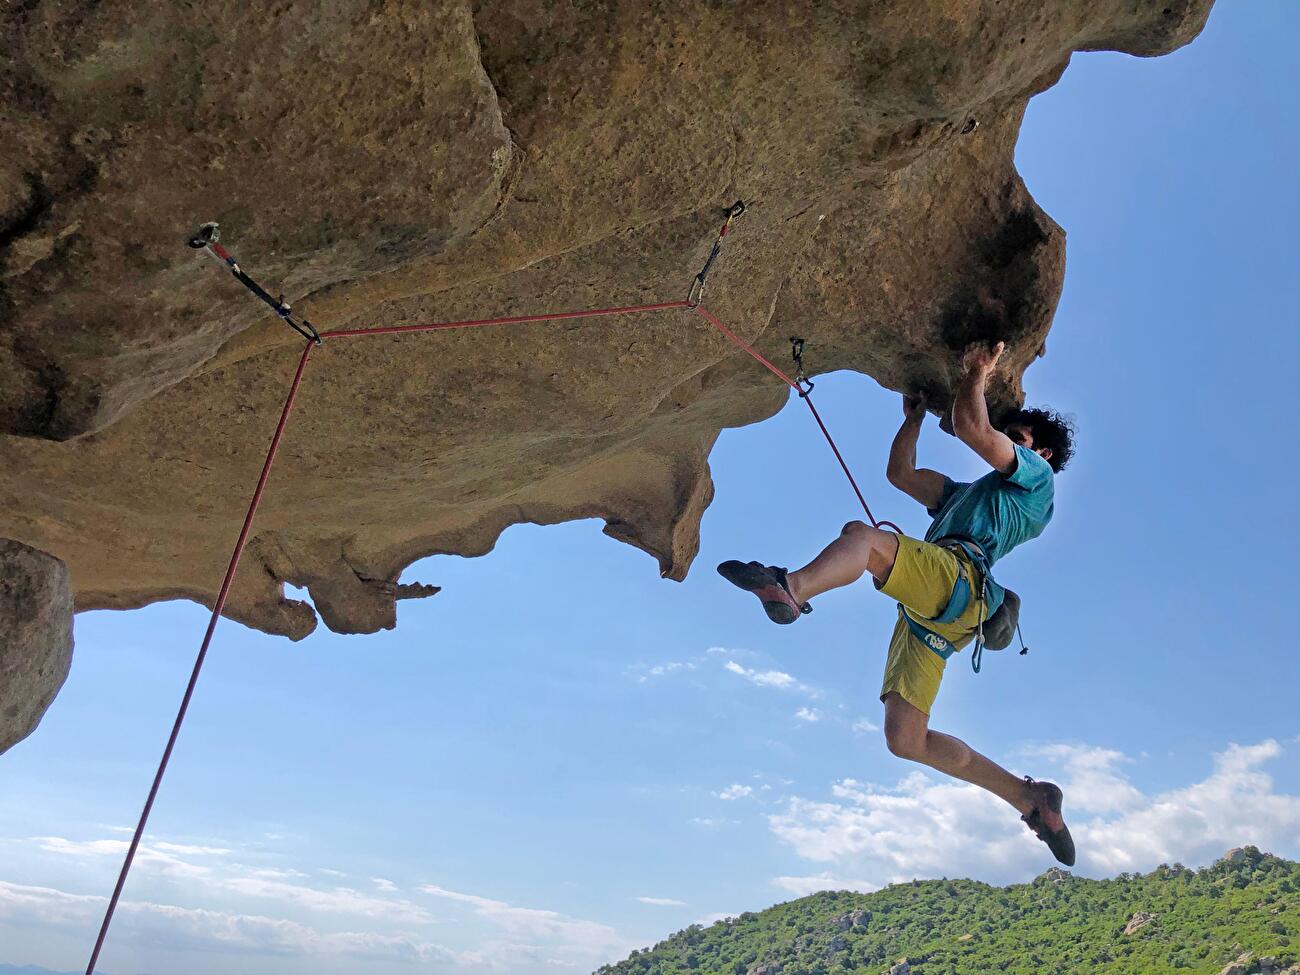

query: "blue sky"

left=3, top=4, right=1299, bottom=974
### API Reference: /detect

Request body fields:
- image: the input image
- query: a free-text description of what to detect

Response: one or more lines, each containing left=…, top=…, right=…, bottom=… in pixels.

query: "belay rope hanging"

left=83, top=202, right=899, bottom=973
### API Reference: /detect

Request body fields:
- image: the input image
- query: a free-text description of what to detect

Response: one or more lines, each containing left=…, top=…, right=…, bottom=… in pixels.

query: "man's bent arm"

left=952, top=342, right=1017, bottom=475
left=887, top=395, right=947, bottom=509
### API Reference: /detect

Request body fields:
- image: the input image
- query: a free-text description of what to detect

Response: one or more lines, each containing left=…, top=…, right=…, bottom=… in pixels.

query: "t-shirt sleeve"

left=1003, top=444, right=1053, bottom=492
left=927, top=477, right=968, bottom=517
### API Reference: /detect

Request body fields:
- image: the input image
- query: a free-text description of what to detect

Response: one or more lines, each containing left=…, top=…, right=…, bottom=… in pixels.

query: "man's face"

left=1006, top=422, right=1055, bottom=465
left=1005, top=423, right=1035, bottom=450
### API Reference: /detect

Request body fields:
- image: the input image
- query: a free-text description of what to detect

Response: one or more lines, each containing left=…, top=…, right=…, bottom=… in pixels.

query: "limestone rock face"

left=0, top=1, right=1214, bottom=643
left=0, top=540, right=73, bottom=754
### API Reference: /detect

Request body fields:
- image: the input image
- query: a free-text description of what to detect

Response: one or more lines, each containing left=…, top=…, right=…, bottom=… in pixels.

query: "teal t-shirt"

left=923, top=444, right=1055, bottom=569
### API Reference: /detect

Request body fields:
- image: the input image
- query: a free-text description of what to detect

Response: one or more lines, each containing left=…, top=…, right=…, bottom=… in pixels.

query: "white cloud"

left=722, top=661, right=819, bottom=697
left=689, top=817, right=738, bottom=829
left=772, top=874, right=880, bottom=897
left=0, top=880, right=471, bottom=964
left=715, top=784, right=754, bottom=801
left=221, top=874, right=432, bottom=924
left=770, top=773, right=1022, bottom=882
left=852, top=718, right=879, bottom=734
left=152, top=841, right=234, bottom=856
left=694, top=912, right=736, bottom=926
left=31, top=834, right=430, bottom=924
left=1078, top=740, right=1300, bottom=873
left=636, top=896, right=686, bottom=906
left=795, top=708, right=821, bottom=723
left=767, top=740, right=1300, bottom=889
left=418, top=883, right=628, bottom=963
left=6, top=830, right=644, bottom=972
left=637, top=661, right=697, bottom=682
left=241, top=866, right=309, bottom=880
left=2, top=857, right=630, bottom=972
left=34, top=836, right=225, bottom=880
left=1022, top=744, right=1144, bottom=815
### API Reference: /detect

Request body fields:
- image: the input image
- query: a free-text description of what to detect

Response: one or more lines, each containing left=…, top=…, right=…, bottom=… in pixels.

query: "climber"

left=717, top=340, right=1078, bottom=865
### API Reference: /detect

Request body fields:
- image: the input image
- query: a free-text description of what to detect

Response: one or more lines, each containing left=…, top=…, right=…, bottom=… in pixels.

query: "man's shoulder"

left=1003, top=444, right=1054, bottom=494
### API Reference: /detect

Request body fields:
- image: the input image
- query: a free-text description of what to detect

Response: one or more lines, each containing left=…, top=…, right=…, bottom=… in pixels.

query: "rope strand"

left=85, top=342, right=316, bottom=975
left=690, top=306, right=900, bottom=532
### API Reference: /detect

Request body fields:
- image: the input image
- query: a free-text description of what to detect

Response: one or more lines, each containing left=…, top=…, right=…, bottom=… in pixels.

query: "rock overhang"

left=0, top=0, right=1214, bottom=642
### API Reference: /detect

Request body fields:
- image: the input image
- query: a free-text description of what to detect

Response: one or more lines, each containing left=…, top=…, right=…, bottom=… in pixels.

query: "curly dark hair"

left=1006, top=407, right=1076, bottom=473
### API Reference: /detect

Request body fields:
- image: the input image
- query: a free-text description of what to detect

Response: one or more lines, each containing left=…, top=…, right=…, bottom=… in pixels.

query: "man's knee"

left=883, top=692, right=929, bottom=762
left=841, top=520, right=891, bottom=553
left=884, top=725, right=927, bottom=763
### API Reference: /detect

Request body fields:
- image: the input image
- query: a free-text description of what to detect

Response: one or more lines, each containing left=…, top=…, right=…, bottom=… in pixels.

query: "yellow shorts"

left=877, top=534, right=988, bottom=715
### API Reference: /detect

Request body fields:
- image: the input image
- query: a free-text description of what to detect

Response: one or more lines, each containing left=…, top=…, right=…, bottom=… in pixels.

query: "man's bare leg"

left=882, top=691, right=1032, bottom=814
left=787, top=521, right=900, bottom=603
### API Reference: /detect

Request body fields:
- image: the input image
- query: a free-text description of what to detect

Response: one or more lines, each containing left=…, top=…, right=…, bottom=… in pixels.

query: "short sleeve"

left=927, top=477, right=969, bottom=518
left=1004, top=444, right=1053, bottom=492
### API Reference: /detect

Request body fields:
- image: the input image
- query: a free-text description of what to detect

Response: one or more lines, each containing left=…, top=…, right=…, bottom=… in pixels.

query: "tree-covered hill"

left=597, top=848, right=1300, bottom=975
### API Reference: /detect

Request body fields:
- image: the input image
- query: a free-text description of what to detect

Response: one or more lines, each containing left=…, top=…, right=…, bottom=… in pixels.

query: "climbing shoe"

left=717, top=560, right=811, bottom=625
left=1021, top=776, right=1075, bottom=866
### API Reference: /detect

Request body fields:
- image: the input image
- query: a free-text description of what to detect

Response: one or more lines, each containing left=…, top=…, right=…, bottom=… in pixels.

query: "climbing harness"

left=84, top=202, right=899, bottom=973
left=901, top=535, right=1030, bottom=674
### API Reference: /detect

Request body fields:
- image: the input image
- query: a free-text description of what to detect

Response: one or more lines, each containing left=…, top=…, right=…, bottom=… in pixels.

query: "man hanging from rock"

left=718, top=340, right=1078, bottom=865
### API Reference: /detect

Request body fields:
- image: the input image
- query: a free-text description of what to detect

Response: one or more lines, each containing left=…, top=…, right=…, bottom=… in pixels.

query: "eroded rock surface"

left=0, top=1, right=1213, bottom=644
left=0, top=540, right=73, bottom=754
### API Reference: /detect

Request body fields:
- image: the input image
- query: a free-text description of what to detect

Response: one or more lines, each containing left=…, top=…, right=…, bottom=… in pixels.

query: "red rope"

left=690, top=306, right=900, bottom=533
left=85, top=342, right=316, bottom=975
left=85, top=298, right=895, bottom=972
left=320, top=300, right=691, bottom=339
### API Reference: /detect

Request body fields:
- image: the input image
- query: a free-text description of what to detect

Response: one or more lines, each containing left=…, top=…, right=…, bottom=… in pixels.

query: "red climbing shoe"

left=717, top=560, right=811, bottom=625
left=1021, top=776, right=1075, bottom=866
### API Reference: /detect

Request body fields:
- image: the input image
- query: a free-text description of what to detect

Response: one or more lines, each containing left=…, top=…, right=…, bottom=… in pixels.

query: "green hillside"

left=598, top=848, right=1299, bottom=975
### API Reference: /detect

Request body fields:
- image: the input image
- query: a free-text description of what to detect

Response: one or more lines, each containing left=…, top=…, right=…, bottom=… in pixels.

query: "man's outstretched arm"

left=886, top=394, right=948, bottom=510
left=952, top=341, right=1018, bottom=475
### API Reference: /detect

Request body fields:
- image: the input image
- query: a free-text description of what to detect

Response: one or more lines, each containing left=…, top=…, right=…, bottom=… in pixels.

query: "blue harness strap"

left=903, top=610, right=958, bottom=660
left=901, top=537, right=1006, bottom=672
left=928, top=571, right=971, bottom=624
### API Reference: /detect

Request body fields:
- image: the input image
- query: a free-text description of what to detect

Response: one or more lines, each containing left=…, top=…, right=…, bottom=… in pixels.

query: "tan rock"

left=1124, top=911, right=1157, bottom=935
left=0, top=0, right=1216, bottom=666
left=0, top=539, right=73, bottom=754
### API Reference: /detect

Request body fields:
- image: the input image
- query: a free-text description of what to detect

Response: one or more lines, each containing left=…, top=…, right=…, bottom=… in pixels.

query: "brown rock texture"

left=0, top=539, right=73, bottom=754
left=0, top=1, right=1214, bottom=644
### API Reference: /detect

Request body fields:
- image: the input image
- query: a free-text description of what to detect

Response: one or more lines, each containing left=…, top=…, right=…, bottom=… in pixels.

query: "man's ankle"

left=786, top=570, right=806, bottom=604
